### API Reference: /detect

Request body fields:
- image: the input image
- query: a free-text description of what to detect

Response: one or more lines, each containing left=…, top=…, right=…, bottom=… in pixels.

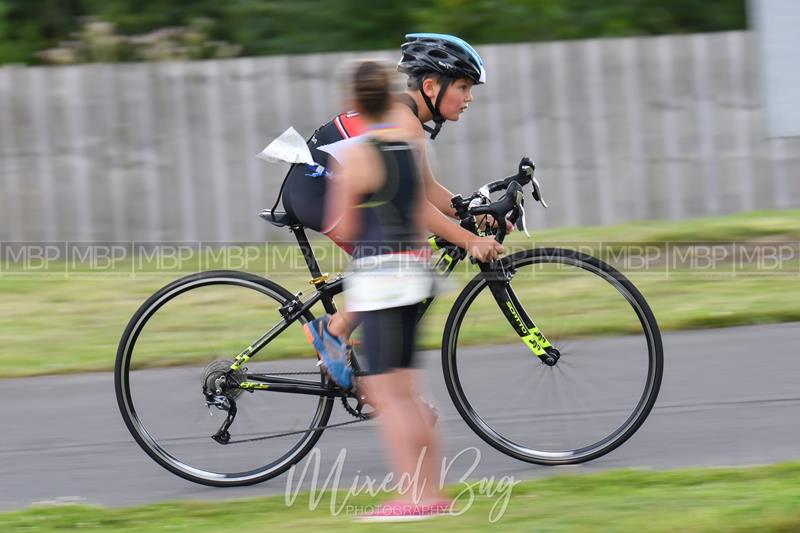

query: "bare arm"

left=407, top=152, right=457, bottom=245
left=394, top=104, right=458, bottom=218
left=418, top=141, right=458, bottom=218
left=390, top=105, right=504, bottom=261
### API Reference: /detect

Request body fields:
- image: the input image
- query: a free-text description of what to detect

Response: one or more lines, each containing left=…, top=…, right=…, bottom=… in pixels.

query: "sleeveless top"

left=351, top=138, right=423, bottom=259
left=344, top=137, right=436, bottom=312
left=305, top=96, right=420, bottom=175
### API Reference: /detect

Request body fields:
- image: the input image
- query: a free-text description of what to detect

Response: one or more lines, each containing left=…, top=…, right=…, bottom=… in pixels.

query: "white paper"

left=257, top=127, right=314, bottom=165
left=316, top=136, right=362, bottom=165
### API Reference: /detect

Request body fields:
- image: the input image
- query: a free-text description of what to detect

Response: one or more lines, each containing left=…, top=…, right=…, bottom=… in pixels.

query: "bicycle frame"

left=118, top=157, right=661, bottom=473
left=226, top=226, right=452, bottom=398
left=226, top=222, right=555, bottom=400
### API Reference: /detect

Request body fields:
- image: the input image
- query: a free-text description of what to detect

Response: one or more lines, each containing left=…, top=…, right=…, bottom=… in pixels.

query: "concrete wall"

left=1, top=31, right=798, bottom=242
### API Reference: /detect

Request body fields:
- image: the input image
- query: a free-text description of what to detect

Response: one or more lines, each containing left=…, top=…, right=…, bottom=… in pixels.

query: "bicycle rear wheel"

left=442, top=248, right=662, bottom=465
left=115, top=270, right=334, bottom=486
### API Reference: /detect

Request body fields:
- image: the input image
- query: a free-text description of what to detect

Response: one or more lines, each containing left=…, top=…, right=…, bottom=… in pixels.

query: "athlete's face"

left=426, top=77, right=475, bottom=121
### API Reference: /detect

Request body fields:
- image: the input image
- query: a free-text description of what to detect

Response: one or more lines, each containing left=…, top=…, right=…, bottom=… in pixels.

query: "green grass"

left=510, top=208, right=800, bottom=244
left=3, top=462, right=800, bottom=531
left=1, top=209, right=799, bottom=378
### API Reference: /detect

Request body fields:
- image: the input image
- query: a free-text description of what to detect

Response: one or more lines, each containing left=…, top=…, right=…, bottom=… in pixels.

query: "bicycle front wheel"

left=115, top=270, right=334, bottom=486
left=442, top=248, right=662, bottom=465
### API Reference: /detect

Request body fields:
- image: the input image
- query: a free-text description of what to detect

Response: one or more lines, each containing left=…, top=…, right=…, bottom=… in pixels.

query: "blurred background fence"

left=1, top=30, right=797, bottom=243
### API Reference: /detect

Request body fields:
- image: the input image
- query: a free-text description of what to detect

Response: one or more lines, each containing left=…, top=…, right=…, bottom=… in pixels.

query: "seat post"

left=291, top=225, right=339, bottom=315
left=291, top=226, right=322, bottom=278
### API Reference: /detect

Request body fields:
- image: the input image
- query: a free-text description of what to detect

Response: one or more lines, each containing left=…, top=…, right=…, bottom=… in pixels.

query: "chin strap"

left=422, top=119, right=445, bottom=140
left=417, top=77, right=452, bottom=140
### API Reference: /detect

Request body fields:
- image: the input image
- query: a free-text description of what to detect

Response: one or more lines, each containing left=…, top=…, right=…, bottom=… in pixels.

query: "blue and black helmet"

left=398, top=33, right=486, bottom=85
left=397, top=33, right=485, bottom=139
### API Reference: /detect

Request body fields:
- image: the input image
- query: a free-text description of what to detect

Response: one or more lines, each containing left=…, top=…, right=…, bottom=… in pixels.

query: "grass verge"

left=1, top=209, right=799, bottom=377
left=2, top=462, right=800, bottom=532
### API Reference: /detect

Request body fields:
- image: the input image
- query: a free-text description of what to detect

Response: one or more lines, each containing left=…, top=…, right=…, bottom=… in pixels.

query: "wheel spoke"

left=115, top=271, right=334, bottom=486
left=442, top=248, right=663, bottom=464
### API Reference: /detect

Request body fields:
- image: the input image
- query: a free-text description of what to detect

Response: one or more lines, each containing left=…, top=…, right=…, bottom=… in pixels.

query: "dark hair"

left=406, top=71, right=443, bottom=90
left=353, top=60, right=392, bottom=118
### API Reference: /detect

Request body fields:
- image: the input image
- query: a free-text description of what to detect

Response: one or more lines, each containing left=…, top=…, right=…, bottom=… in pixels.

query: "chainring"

left=341, top=387, right=375, bottom=420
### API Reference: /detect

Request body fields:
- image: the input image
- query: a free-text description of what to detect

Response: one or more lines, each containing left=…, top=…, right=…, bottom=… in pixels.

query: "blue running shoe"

left=304, top=315, right=352, bottom=389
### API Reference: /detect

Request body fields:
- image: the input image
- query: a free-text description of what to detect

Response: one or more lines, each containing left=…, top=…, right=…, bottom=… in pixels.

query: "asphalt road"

left=1, top=323, right=799, bottom=512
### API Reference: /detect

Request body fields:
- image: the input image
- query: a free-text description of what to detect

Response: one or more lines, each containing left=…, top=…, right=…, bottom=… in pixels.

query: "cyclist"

left=307, top=59, right=451, bottom=521
left=281, top=33, right=501, bottom=260
left=289, top=34, right=505, bottom=385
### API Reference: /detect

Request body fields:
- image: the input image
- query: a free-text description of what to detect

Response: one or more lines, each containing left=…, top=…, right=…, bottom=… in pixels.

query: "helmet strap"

left=417, top=76, right=452, bottom=140
left=422, top=121, right=443, bottom=139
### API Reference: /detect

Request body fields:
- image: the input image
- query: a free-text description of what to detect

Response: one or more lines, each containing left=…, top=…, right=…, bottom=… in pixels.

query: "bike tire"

left=115, top=270, right=333, bottom=486
left=441, top=247, right=663, bottom=465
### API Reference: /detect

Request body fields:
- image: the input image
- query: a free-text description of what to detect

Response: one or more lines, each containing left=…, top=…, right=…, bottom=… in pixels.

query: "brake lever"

left=519, top=157, right=546, bottom=210
left=516, top=199, right=531, bottom=237
left=531, top=176, right=548, bottom=208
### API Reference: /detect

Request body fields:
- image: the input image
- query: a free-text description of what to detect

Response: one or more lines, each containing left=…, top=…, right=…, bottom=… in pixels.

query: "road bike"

left=115, top=158, right=663, bottom=486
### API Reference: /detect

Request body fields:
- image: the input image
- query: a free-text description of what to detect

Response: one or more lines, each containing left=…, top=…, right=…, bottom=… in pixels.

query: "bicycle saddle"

left=259, top=209, right=297, bottom=228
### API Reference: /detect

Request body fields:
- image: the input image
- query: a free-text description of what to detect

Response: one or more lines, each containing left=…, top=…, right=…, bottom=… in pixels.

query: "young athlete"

left=281, top=33, right=501, bottom=258
left=310, top=59, right=452, bottom=521
left=292, top=34, right=505, bottom=388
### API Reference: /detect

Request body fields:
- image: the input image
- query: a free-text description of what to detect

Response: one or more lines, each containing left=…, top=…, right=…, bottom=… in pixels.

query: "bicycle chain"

left=222, top=370, right=370, bottom=445
left=222, top=416, right=368, bottom=445
left=261, top=371, right=372, bottom=420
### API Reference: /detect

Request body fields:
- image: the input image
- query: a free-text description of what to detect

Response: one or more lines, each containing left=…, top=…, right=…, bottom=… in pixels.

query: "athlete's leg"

left=360, top=372, right=444, bottom=504
left=327, top=310, right=358, bottom=338
left=358, top=306, right=445, bottom=505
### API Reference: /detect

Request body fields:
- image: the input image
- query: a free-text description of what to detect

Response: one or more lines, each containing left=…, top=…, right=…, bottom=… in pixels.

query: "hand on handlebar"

left=478, top=213, right=515, bottom=235
left=466, top=235, right=505, bottom=263
left=451, top=156, right=540, bottom=253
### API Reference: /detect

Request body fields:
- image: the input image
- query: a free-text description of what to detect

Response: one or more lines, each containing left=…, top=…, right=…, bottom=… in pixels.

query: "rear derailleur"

left=202, top=360, right=246, bottom=444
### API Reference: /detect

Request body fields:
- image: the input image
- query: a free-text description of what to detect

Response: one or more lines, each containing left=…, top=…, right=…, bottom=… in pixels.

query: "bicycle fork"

left=484, top=270, right=560, bottom=366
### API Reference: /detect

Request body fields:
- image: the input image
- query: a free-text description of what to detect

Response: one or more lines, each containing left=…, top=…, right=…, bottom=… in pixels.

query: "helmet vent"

left=397, top=33, right=485, bottom=85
